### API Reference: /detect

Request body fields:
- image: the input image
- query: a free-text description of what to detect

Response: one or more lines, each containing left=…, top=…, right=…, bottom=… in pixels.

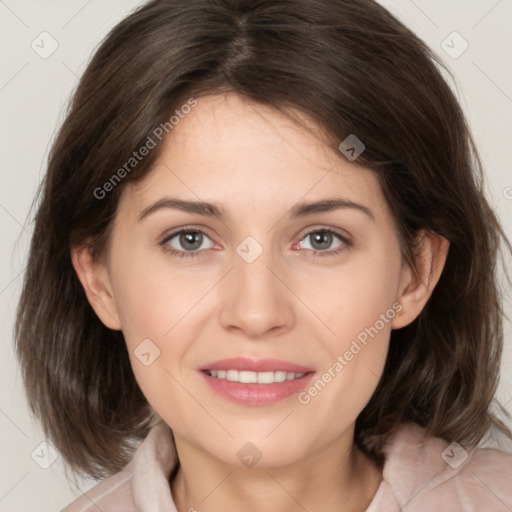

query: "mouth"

left=198, top=358, right=315, bottom=405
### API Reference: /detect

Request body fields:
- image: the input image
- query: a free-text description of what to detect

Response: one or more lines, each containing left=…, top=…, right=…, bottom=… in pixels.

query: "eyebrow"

left=137, top=196, right=375, bottom=222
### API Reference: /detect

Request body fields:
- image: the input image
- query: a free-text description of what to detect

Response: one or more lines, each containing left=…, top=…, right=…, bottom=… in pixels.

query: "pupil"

left=312, top=231, right=331, bottom=250
left=181, top=231, right=202, bottom=250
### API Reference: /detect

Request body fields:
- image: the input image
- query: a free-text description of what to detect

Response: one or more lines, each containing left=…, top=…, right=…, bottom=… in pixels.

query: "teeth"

left=274, top=371, right=287, bottom=383
left=226, top=369, right=238, bottom=381
left=240, top=371, right=258, bottom=383
left=258, top=371, right=276, bottom=384
left=206, top=369, right=306, bottom=383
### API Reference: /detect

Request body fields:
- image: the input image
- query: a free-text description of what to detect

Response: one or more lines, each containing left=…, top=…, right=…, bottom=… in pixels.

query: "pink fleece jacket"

left=61, top=421, right=512, bottom=511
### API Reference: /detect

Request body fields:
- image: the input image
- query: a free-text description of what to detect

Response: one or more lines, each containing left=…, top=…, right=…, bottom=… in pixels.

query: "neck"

left=170, top=431, right=383, bottom=512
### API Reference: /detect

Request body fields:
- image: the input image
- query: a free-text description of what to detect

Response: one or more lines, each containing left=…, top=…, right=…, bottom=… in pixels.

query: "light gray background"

left=1, top=0, right=511, bottom=510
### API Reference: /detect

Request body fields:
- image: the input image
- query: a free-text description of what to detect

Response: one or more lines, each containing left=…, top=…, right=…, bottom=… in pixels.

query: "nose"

left=218, top=248, right=296, bottom=340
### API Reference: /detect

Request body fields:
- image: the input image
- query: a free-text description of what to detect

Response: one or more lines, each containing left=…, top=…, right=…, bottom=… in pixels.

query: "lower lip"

left=199, top=371, right=315, bottom=405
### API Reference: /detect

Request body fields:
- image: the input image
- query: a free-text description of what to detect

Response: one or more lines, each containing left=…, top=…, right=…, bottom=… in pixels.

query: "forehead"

left=118, top=93, right=388, bottom=223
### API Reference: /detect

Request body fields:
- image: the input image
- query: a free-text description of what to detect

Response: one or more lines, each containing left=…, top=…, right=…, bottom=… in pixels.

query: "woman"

left=14, top=0, right=512, bottom=510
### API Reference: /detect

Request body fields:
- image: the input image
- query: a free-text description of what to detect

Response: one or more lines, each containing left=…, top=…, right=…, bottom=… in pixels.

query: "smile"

left=199, top=358, right=315, bottom=405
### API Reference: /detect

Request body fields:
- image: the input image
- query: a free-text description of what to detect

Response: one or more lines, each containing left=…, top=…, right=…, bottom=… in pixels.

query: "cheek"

left=110, top=243, right=199, bottom=344
left=312, top=241, right=402, bottom=350
left=109, top=248, right=211, bottom=392
left=110, top=258, right=195, bottom=425
left=297, top=242, right=401, bottom=419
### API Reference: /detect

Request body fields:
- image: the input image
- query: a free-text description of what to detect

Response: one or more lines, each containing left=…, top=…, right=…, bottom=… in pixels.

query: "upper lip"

left=199, top=357, right=314, bottom=373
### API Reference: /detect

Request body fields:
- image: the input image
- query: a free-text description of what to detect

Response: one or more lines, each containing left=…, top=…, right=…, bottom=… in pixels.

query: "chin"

left=204, top=435, right=309, bottom=470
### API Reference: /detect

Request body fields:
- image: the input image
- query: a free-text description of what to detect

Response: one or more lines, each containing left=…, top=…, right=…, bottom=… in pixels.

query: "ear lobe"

left=392, top=230, right=450, bottom=329
left=70, top=244, right=122, bottom=330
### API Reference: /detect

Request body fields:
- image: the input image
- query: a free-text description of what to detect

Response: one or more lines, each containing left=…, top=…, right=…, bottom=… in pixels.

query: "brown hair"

left=14, top=0, right=511, bottom=480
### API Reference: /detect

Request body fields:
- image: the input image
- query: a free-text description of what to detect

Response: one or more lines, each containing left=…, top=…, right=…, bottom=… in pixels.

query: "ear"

left=70, top=244, right=122, bottom=330
left=392, top=230, right=450, bottom=329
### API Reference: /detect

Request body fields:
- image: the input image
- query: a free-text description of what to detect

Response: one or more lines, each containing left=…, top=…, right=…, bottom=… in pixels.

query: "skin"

left=72, top=93, right=449, bottom=512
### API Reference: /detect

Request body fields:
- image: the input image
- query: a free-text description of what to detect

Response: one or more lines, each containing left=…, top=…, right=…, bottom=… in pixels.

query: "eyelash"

left=159, top=227, right=352, bottom=260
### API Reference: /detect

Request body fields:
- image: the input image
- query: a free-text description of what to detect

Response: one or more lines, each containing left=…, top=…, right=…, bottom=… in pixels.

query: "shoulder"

left=60, top=466, right=135, bottom=511
left=60, top=420, right=178, bottom=511
left=381, top=422, right=512, bottom=511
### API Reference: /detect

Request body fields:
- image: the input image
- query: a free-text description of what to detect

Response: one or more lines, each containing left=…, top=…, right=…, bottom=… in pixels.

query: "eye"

left=160, top=229, right=216, bottom=259
left=293, top=228, right=351, bottom=257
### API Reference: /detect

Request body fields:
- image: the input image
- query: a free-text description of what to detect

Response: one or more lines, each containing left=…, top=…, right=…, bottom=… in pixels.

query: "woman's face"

left=100, top=93, right=410, bottom=466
